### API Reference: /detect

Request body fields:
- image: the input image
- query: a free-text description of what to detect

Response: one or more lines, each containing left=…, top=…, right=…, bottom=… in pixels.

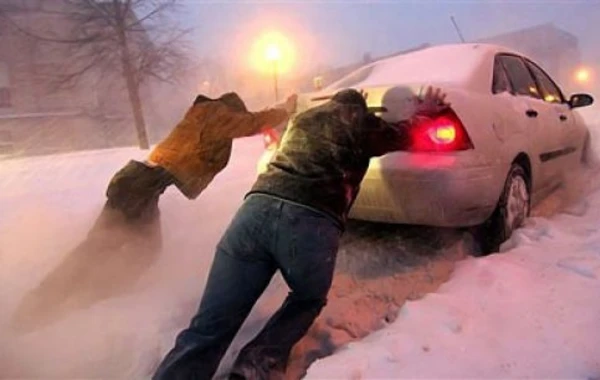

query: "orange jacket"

left=148, top=101, right=288, bottom=199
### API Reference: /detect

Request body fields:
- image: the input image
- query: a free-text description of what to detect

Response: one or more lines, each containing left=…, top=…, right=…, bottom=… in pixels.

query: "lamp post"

left=266, top=44, right=281, bottom=102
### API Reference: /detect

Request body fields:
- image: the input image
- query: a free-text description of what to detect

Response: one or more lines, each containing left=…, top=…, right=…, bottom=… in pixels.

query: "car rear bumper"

left=349, top=154, right=505, bottom=227
left=258, top=149, right=506, bottom=228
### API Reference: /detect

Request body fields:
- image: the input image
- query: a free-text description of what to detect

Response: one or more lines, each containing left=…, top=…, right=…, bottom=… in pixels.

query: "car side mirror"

left=569, top=93, right=594, bottom=109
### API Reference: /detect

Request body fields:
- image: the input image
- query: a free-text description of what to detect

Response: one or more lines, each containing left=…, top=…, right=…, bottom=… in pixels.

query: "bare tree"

left=2, top=0, right=190, bottom=149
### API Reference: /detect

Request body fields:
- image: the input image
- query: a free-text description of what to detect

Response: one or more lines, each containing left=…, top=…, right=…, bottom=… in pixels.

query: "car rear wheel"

left=474, top=164, right=530, bottom=255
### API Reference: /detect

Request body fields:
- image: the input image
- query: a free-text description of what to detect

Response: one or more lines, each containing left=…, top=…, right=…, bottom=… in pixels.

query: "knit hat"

left=331, top=89, right=367, bottom=112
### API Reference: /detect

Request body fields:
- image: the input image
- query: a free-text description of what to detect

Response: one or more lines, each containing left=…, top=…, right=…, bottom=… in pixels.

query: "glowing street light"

left=266, top=44, right=281, bottom=62
left=575, top=67, right=592, bottom=84
left=249, top=31, right=295, bottom=103
left=202, top=80, right=211, bottom=94
left=313, top=76, right=323, bottom=90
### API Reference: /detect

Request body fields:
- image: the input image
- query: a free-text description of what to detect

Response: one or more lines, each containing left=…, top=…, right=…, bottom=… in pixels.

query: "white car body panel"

left=257, top=43, right=591, bottom=227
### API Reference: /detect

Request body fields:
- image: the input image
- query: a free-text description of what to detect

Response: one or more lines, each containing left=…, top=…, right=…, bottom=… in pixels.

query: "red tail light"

left=262, top=128, right=280, bottom=149
left=408, top=111, right=473, bottom=152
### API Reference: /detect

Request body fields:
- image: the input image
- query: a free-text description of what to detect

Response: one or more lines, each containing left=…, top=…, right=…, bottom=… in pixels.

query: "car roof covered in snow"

left=325, top=43, right=526, bottom=93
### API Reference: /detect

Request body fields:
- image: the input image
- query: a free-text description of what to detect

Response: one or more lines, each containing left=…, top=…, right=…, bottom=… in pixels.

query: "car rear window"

left=325, top=44, right=486, bottom=91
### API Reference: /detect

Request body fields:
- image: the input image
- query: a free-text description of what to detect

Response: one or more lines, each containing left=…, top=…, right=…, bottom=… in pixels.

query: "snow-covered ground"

left=306, top=110, right=600, bottom=379
left=0, top=138, right=273, bottom=378
left=2, top=111, right=600, bottom=379
left=308, top=188, right=600, bottom=379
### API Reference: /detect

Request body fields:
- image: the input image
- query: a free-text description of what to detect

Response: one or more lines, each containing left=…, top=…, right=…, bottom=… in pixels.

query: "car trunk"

left=261, top=83, right=449, bottom=149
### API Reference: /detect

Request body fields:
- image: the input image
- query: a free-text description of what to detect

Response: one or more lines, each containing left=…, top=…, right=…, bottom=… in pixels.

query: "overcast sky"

left=178, top=0, right=600, bottom=74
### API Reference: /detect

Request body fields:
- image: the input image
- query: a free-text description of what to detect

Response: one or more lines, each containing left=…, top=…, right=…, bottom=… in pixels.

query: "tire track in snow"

left=282, top=223, right=471, bottom=379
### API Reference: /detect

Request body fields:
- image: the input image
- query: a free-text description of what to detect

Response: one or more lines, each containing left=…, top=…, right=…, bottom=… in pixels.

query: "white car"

left=257, top=43, right=594, bottom=252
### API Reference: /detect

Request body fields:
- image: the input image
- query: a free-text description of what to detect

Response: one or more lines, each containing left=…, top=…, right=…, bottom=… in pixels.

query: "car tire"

left=473, top=164, right=530, bottom=256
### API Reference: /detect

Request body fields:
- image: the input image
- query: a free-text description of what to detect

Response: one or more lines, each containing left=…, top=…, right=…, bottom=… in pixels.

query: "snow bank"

left=306, top=120, right=600, bottom=379
left=306, top=207, right=600, bottom=378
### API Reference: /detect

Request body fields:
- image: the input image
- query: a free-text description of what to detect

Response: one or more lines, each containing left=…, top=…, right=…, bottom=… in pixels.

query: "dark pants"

left=106, top=160, right=175, bottom=221
left=153, top=194, right=341, bottom=380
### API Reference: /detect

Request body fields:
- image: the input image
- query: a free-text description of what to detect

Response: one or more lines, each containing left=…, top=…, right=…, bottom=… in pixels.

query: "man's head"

left=332, top=89, right=367, bottom=112
left=192, top=92, right=248, bottom=112
left=332, top=89, right=368, bottom=125
left=219, top=92, right=247, bottom=112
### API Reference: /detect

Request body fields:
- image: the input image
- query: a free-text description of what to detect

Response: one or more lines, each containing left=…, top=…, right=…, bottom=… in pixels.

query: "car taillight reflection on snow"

left=408, top=110, right=473, bottom=152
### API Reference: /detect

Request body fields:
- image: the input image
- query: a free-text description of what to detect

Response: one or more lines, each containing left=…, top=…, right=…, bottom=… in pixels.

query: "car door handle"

left=559, top=114, right=568, bottom=121
left=526, top=109, right=538, bottom=118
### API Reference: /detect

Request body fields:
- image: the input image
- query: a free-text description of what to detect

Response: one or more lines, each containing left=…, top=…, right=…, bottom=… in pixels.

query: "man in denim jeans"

left=153, top=87, right=449, bottom=380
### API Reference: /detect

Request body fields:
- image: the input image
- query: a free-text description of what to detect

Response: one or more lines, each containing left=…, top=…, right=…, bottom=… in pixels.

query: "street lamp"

left=574, top=67, right=592, bottom=85
left=249, top=31, right=294, bottom=103
left=202, top=80, right=211, bottom=95
left=266, top=43, right=281, bottom=102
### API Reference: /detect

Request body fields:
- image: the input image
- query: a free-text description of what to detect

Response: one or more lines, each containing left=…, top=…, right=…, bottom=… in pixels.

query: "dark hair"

left=192, top=92, right=248, bottom=112
left=331, top=89, right=367, bottom=112
left=219, top=92, right=247, bottom=112
left=193, top=94, right=214, bottom=105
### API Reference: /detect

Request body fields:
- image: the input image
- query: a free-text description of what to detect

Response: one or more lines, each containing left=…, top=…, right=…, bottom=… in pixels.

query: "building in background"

left=300, top=23, right=583, bottom=96
left=476, top=22, right=583, bottom=94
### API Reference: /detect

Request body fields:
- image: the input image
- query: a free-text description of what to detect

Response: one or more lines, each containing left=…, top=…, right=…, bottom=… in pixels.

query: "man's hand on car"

left=270, top=94, right=298, bottom=115
left=414, top=86, right=451, bottom=116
